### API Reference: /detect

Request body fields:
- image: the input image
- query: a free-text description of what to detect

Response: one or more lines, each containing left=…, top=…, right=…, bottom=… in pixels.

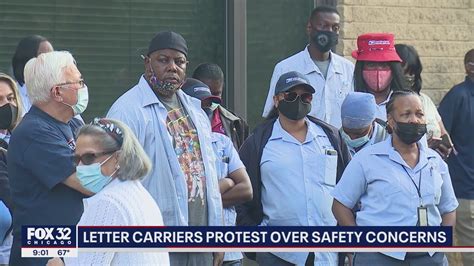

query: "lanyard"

left=402, top=166, right=423, bottom=207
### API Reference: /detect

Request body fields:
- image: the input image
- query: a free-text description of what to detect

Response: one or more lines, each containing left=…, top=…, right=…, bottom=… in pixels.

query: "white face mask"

left=62, top=85, right=89, bottom=115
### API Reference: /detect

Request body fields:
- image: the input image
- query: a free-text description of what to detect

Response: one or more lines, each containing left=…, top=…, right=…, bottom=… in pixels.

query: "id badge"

left=417, top=206, right=428, bottom=226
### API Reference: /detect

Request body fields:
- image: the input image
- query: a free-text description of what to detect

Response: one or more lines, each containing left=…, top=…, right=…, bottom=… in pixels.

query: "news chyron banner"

left=22, top=226, right=453, bottom=257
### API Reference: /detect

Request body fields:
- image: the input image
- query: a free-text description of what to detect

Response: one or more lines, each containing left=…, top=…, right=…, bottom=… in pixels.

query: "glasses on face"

left=56, top=79, right=85, bottom=89
left=155, top=55, right=188, bottom=69
left=282, top=91, right=313, bottom=104
left=74, top=150, right=116, bottom=165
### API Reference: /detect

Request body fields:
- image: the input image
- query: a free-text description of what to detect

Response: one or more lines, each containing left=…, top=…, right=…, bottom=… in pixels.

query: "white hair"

left=77, top=119, right=152, bottom=181
left=24, top=51, right=76, bottom=104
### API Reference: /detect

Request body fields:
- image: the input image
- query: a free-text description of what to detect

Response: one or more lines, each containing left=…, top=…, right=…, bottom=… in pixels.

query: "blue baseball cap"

left=341, top=92, right=377, bottom=129
left=181, top=78, right=221, bottom=103
left=275, top=71, right=315, bottom=95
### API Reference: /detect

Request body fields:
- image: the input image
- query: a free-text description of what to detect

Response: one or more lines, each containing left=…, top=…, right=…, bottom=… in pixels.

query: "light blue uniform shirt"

left=18, top=83, right=32, bottom=115
left=211, top=132, right=244, bottom=261
left=262, top=48, right=354, bottom=127
left=107, top=76, right=223, bottom=227
left=260, top=118, right=338, bottom=266
left=332, top=136, right=458, bottom=260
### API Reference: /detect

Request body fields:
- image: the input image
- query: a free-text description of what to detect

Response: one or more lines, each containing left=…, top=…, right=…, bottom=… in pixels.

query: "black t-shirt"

left=7, top=106, right=84, bottom=238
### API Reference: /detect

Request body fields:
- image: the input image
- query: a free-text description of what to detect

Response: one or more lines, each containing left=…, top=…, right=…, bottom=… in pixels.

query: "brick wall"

left=337, top=0, right=474, bottom=104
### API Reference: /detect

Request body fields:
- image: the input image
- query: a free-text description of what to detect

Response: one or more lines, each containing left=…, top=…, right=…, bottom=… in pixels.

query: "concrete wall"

left=337, top=0, right=474, bottom=103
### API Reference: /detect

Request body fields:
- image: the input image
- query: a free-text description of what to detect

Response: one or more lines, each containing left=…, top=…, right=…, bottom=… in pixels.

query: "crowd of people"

left=0, top=4, right=472, bottom=266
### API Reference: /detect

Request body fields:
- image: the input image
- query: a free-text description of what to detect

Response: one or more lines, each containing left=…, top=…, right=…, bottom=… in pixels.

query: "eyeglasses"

left=282, top=91, right=313, bottom=104
left=92, top=118, right=124, bottom=146
left=74, top=150, right=116, bottom=165
left=56, top=79, right=85, bottom=89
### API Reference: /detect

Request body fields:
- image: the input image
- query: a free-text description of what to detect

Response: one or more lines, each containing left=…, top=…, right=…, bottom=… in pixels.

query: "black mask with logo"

left=277, top=97, right=311, bottom=120
left=312, top=31, right=338, bottom=53
left=394, top=121, right=427, bottom=145
left=0, top=103, right=17, bottom=130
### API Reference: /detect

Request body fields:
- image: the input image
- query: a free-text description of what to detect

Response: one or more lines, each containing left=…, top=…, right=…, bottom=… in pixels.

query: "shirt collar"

left=370, top=135, right=435, bottom=171
left=302, top=46, right=343, bottom=75
left=379, top=90, right=393, bottom=106
left=29, top=105, right=69, bottom=125
left=269, top=117, right=325, bottom=144
left=137, top=75, right=161, bottom=107
left=465, top=76, right=474, bottom=95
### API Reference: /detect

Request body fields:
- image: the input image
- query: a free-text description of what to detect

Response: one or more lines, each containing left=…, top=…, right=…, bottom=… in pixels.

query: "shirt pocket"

left=323, top=150, right=338, bottom=187
left=429, top=168, right=444, bottom=206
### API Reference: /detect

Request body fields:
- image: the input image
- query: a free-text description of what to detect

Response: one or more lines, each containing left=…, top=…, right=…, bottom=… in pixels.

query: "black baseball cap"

left=182, top=78, right=222, bottom=103
left=147, top=31, right=188, bottom=57
left=274, top=71, right=315, bottom=95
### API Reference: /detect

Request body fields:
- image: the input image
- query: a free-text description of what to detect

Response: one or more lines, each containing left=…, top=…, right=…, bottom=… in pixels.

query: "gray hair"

left=24, top=51, right=76, bottom=104
left=77, top=118, right=152, bottom=180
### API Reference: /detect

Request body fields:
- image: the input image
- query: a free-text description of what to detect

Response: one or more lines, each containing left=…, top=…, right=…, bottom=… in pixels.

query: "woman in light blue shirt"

left=332, top=90, right=458, bottom=266
left=238, top=71, right=351, bottom=266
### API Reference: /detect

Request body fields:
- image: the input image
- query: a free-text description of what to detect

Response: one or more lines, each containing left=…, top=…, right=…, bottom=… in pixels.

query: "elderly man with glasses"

left=7, top=51, right=92, bottom=266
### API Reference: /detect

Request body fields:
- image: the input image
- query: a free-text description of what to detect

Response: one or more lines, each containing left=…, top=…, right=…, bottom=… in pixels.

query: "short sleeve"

left=436, top=159, right=459, bottom=214
left=331, top=158, right=367, bottom=209
left=223, top=136, right=244, bottom=174
left=23, top=131, right=75, bottom=190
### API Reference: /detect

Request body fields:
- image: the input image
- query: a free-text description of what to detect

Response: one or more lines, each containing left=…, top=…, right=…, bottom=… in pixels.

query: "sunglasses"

left=74, top=150, right=116, bottom=165
left=282, top=91, right=313, bottom=104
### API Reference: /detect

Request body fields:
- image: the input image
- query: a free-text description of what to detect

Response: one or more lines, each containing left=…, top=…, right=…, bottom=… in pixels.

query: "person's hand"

left=427, top=135, right=453, bottom=160
left=213, top=252, right=224, bottom=266
left=218, top=178, right=235, bottom=194
left=436, top=143, right=452, bottom=160
left=46, top=257, right=64, bottom=266
left=427, top=136, right=442, bottom=150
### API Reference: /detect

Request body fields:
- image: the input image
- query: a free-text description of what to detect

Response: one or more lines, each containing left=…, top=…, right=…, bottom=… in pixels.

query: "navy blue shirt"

left=7, top=106, right=84, bottom=265
left=438, top=77, right=474, bottom=199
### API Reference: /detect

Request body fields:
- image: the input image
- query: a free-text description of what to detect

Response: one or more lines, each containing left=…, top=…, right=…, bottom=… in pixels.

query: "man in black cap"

left=107, top=31, right=224, bottom=266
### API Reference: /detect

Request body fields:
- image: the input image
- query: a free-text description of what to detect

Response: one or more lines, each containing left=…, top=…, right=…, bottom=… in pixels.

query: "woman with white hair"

left=48, top=118, right=169, bottom=265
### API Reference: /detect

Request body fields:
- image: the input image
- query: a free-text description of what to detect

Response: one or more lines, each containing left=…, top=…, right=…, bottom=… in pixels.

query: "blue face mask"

left=76, top=154, right=117, bottom=193
left=340, top=128, right=370, bottom=149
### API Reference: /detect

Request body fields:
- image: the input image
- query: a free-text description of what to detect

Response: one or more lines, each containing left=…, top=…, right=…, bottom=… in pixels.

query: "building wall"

left=246, top=0, right=315, bottom=129
left=0, top=0, right=225, bottom=122
left=337, top=0, right=474, bottom=103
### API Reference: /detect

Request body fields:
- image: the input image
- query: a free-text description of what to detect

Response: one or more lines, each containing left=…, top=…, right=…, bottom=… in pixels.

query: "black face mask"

left=277, top=96, right=311, bottom=120
left=394, top=121, right=427, bottom=145
left=0, top=103, right=17, bottom=130
left=312, top=31, right=338, bottom=53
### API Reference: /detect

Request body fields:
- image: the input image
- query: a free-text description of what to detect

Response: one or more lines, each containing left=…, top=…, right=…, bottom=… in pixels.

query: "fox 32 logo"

left=22, top=226, right=76, bottom=247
